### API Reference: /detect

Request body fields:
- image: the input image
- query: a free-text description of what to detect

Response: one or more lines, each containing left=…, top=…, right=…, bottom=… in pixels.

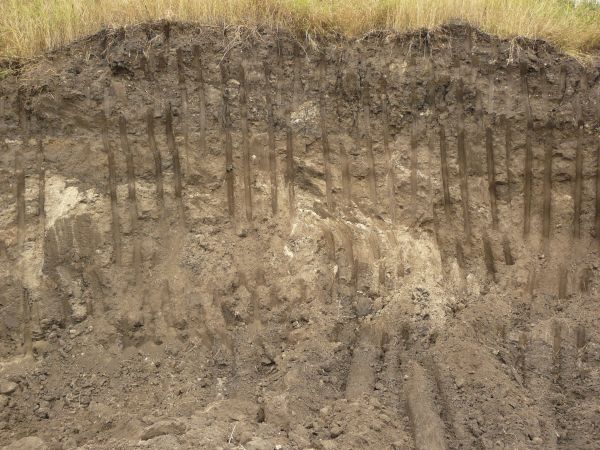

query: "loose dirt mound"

left=0, top=22, right=599, bottom=449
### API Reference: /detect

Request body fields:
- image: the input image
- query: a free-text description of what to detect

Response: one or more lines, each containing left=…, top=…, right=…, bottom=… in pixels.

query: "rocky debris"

left=33, top=400, right=51, bottom=419
left=32, top=340, right=51, bottom=357
left=244, top=437, right=280, bottom=450
left=263, top=394, right=290, bottom=431
left=71, top=303, right=88, bottom=322
left=0, top=380, right=17, bottom=395
left=2, top=436, right=47, bottom=450
left=138, top=434, right=180, bottom=448
left=291, top=100, right=319, bottom=134
left=140, top=419, right=187, bottom=440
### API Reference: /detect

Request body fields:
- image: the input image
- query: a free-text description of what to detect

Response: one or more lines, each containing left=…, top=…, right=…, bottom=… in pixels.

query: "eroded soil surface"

left=0, top=22, right=599, bottom=449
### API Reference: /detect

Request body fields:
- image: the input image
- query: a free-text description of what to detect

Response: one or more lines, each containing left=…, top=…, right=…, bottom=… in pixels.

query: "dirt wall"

left=0, top=22, right=599, bottom=449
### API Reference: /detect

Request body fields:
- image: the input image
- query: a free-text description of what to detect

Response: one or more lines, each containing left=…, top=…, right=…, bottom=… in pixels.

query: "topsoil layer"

left=0, top=21, right=599, bottom=450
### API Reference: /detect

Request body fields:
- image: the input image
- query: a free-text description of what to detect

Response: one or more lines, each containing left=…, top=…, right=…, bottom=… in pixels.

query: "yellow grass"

left=1, top=0, right=599, bottom=59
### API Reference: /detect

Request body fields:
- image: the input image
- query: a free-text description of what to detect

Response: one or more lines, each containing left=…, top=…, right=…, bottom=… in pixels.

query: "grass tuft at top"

left=0, top=0, right=599, bottom=59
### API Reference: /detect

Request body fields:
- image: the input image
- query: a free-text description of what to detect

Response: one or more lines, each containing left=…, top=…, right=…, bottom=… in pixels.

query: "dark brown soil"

left=0, top=21, right=599, bottom=449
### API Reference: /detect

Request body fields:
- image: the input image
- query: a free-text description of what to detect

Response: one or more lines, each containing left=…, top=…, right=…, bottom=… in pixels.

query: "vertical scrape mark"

left=157, top=22, right=169, bottom=71
left=457, top=128, right=471, bottom=241
left=119, top=114, right=138, bottom=222
left=439, top=126, right=451, bottom=213
left=428, top=133, right=442, bottom=256
left=456, top=79, right=471, bottom=241
left=176, top=46, right=185, bottom=85
left=539, top=65, right=548, bottom=95
left=471, top=49, right=479, bottom=84
left=119, top=114, right=141, bottom=283
left=579, top=266, right=592, bottom=293
left=427, top=51, right=437, bottom=111
left=285, top=54, right=296, bottom=218
left=165, top=103, right=185, bottom=223
left=526, top=268, right=536, bottom=305
left=193, top=45, right=207, bottom=159
left=517, top=331, right=528, bottom=386
left=558, top=64, right=567, bottom=103
left=474, top=88, right=484, bottom=135
left=405, top=361, right=447, bottom=450
left=322, top=226, right=336, bottom=263
left=37, top=138, right=46, bottom=233
left=220, top=64, right=235, bottom=220
left=291, top=43, right=304, bottom=173
left=552, top=320, right=562, bottom=385
left=32, top=144, right=45, bottom=331
left=596, top=113, right=600, bottom=240
left=334, top=62, right=352, bottom=209
left=361, top=78, right=378, bottom=210
left=522, top=61, right=534, bottom=237
left=20, top=287, right=33, bottom=356
left=381, top=75, right=396, bottom=223
left=542, top=119, right=553, bottom=251
left=351, top=109, right=362, bottom=206
left=318, top=57, right=334, bottom=212
left=502, top=235, right=514, bottom=265
left=487, top=68, right=495, bottom=116
left=523, top=129, right=533, bottom=238
left=339, top=224, right=356, bottom=287
left=156, top=50, right=167, bottom=71
left=15, top=143, right=32, bottom=355
left=16, top=87, right=28, bottom=132
left=145, top=107, right=165, bottom=216
left=340, top=140, right=352, bottom=209
left=485, top=127, right=498, bottom=229
left=558, top=265, right=568, bottom=299
left=520, top=60, right=533, bottom=129
left=101, top=114, right=122, bottom=265
left=455, top=240, right=465, bottom=272
left=504, top=116, right=513, bottom=205
left=410, top=120, right=418, bottom=209
left=140, top=52, right=152, bottom=80
left=103, top=87, right=111, bottom=120
left=483, top=234, right=496, bottom=282
left=263, top=62, right=278, bottom=216
left=408, top=49, right=419, bottom=205
left=177, top=48, right=190, bottom=178
left=345, top=325, right=382, bottom=400
left=238, top=63, right=253, bottom=221
left=573, top=99, right=584, bottom=239
left=285, top=109, right=296, bottom=218
left=576, top=325, right=587, bottom=378
left=15, top=144, right=26, bottom=249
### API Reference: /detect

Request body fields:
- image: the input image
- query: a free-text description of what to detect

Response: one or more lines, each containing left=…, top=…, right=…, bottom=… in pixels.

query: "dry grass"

left=1, top=0, right=599, bottom=59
